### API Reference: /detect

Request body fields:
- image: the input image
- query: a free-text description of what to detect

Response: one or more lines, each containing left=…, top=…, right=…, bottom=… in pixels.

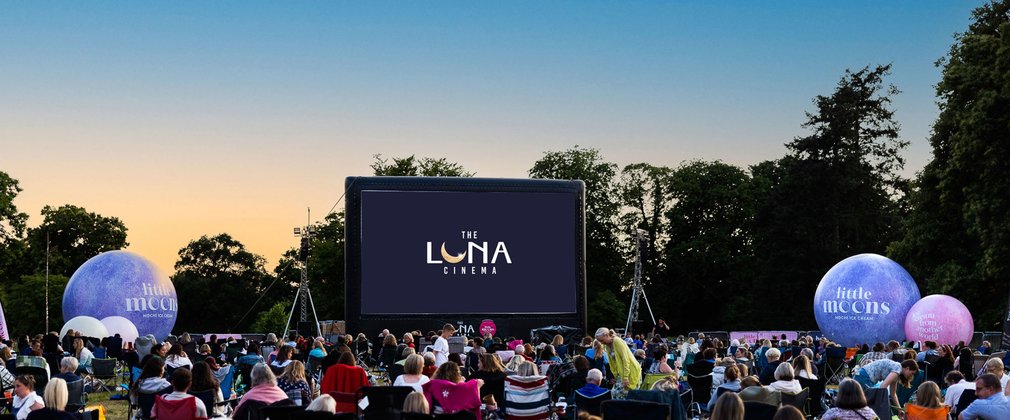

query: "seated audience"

left=131, top=357, right=172, bottom=405
left=190, top=361, right=224, bottom=417
left=709, top=392, right=744, bottom=420
left=959, top=373, right=1010, bottom=420
left=709, top=365, right=742, bottom=412
left=904, top=381, right=949, bottom=420
left=769, top=362, right=802, bottom=394
left=164, top=343, right=193, bottom=371
left=393, top=354, right=431, bottom=393
left=792, top=355, right=817, bottom=380
left=576, top=368, right=608, bottom=398
left=944, top=371, right=974, bottom=409
left=759, top=347, right=782, bottom=385
left=150, top=368, right=208, bottom=420
left=233, top=363, right=289, bottom=416
left=402, top=391, right=429, bottom=415
left=13, top=375, right=45, bottom=420
left=277, top=360, right=310, bottom=406
left=26, top=378, right=76, bottom=420
left=820, top=378, right=876, bottom=420
left=53, top=357, right=81, bottom=384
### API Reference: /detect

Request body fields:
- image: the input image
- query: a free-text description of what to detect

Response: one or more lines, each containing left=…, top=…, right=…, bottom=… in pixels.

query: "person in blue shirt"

left=916, top=341, right=939, bottom=362
left=959, top=373, right=1010, bottom=420
left=575, top=369, right=608, bottom=398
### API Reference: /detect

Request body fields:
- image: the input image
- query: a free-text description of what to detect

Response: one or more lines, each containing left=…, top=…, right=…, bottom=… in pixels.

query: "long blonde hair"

left=914, top=381, right=943, bottom=409
left=592, top=340, right=605, bottom=361
left=403, top=392, right=429, bottom=414
left=710, top=392, right=744, bottom=420
left=279, top=360, right=306, bottom=383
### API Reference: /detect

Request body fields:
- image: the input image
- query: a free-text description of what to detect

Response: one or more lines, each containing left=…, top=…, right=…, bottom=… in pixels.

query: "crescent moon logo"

left=440, top=242, right=466, bottom=264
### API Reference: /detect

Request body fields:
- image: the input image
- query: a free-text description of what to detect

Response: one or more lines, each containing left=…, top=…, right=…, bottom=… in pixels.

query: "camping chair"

left=780, top=388, right=809, bottom=413
left=65, top=380, right=87, bottom=412
left=739, top=387, right=781, bottom=406
left=573, top=390, right=610, bottom=417
left=600, top=399, right=668, bottom=420
left=742, top=401, right=777, bottom=420
left=905, top=404, right=950, bottom=420
left=152, top=394, right=209, bottom=420
left=863, top=387, right=893, bottom=420
left=327, top=392, right=358, bottom=414
left=504, top=375, right=551, bottom=420
left=844, top=348, right=858, bottom=361
left=640, top=372, right=676, bottom=391
left=954, top=389, right=976, bottom=417
left=797, top=376, right=827, bottom=417
left=356, top=386, right=414, bottom=417
left=91, top=358, right=120, bottom=394
left=822, top=347, right=847, bottom=386
left=134, top=391, right=164, bottom=420
left=219, top=368, right=234, bottom=400
left=258, top=404, right=304, bottom=420
left=627, top=389, right=688, bottom=420
left=685, top=363, right=714, bottom=407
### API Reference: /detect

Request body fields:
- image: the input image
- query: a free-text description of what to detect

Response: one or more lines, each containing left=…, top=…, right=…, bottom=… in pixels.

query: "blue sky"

left=0, top=1, right=982, bottom=270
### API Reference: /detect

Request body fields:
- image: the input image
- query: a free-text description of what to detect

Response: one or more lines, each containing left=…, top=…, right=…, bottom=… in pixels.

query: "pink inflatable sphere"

left=904, top=294, right=974, bottom=345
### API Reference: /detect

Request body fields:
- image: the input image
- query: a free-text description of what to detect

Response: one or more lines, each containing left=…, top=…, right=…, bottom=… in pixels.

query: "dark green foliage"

left=890, top=1, right=1010, bottom=328
left=172, top=233, right=281, bottom=332
left=26, top=205, right=129, bottom=277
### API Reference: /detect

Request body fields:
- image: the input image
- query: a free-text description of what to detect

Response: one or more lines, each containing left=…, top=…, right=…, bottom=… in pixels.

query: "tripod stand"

left=283, top=213, right=323, bottom=339
left=624, top=229, right=655, bottom=334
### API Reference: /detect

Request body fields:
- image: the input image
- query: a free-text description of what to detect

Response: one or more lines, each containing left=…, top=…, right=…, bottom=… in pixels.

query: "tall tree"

left=753, top=65, right=908, bottom=328
left=890, top=1, right=1010, bottom=328
left=617, top=163, right=674, bottom=286
left=172, top=234, right=277, bottom=332
left=529, top=146, right=628, bottom=329
left=2, top=274, right=69, bottom=336
left=0, top=171, right=30, bottom=283
left=25, top=205, right=129, bottom=277
left=371, top=155, right=474, bottom=177
left=660, top=161, right=757, bottom=330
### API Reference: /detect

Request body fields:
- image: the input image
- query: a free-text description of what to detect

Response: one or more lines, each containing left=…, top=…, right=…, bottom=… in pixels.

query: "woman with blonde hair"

left=505, top=354, right=527, bottom=374
left=393, top=354, right=430, bottom=392
left=71, top=338, right=93, bottom=374
left=594, top=327, right=641, bottom=389
left=305, top=394, right=336, bottom=413
left=709, top=392, right=744, bottom=420
left=791, top=355, right=817, bottom=380
left=402, top=391, right=429, bottom=414
left=26, top=378, right=73, bottom=420
left=277, top=360, right=310, bottom=406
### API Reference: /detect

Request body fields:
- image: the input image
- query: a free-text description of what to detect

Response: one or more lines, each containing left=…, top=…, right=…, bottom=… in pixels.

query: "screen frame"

left=344, top=176, right=588, bottom=338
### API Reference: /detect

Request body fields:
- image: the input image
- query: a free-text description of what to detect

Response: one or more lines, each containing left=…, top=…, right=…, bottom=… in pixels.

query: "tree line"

left=1, top=1, right=1008, bottom=335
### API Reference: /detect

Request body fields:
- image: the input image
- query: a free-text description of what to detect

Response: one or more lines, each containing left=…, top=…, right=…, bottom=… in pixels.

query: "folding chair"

left=640, top=372, right=676, bottom=391
left=573, top=389, right=610, bottom=417
left=504, top=375, right=551, bottom=420
left=822, top=347, right=847, bottom=386
left=627, top=389, right=688, bottom=420
left=797, top=376, right=827, bottom=417
left=780, top=388, right=809, bottom=413
left=743, top=401, right=778, bottom=420
left=863, top=387, right=893, bottom=420
left=258, top=404, right=304, bottom=420
left=356, top=386, right=414, bottom=417
left=91, top=358, right=120, bottom=394
left=600, top=399, right=668, bottom=420
left=686, top=363, right=714, bottom=407
left=954, top=389, right=976, bottom=417
left=65, top=379, right=87, bottom=412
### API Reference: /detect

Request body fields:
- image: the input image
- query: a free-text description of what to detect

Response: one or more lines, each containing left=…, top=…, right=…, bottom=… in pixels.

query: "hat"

left=442, top=323, right=457, bottom=334
left=205, top=357, right=220, bottom=370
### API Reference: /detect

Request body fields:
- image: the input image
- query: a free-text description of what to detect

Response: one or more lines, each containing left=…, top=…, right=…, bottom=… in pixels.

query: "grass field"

left=83, top=390, right=131, bottom=420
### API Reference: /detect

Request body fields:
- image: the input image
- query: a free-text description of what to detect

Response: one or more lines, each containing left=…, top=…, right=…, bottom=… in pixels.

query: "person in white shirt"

left=392, top=354, right=431, bottom=392
left=769, top=362, right=803, bottom=394
left=432, top=323, right=455, bottom=367
left=945, top=370, right=976, bottom=409
left=11, top=375, right=44, bottom=420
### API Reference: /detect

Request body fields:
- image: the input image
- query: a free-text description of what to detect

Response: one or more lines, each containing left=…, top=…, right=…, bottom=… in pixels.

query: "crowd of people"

left=3, top=323, right=1008, bottom=420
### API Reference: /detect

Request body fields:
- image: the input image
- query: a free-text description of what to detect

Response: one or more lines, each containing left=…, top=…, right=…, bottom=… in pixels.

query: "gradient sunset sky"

left=1, top=1, right=981, bottom=274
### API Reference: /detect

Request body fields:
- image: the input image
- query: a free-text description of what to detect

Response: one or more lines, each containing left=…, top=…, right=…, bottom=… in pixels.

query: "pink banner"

left=0, top=299, right=8, bottom=340
left=729, top=331, right=798, bottom=343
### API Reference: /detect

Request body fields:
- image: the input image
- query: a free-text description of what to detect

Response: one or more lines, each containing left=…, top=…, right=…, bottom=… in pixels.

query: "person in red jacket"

left=321, top=351, right=369, bottom=413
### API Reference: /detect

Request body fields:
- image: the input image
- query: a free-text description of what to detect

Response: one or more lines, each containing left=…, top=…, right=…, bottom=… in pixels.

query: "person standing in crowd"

left=959, top=373, right=1010, bottom=420
left=853, top=359, right=918, bottom=409
left=652, top=319, right=671, bottom=338
left=433, top=324, right=455, bottom=368
left=595, top=327, right=641, bottom=389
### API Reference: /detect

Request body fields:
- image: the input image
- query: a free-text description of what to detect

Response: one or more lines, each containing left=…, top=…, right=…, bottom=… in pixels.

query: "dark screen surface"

left=359, top=190, right=578, bottom=314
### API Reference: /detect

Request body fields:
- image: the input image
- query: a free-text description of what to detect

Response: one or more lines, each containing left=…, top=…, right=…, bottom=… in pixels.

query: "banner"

left=0, top=298, right=9, bottom=340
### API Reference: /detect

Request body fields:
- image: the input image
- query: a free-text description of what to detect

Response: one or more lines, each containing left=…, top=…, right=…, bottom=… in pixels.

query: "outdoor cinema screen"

left=358, top=188, right=579, bottom=314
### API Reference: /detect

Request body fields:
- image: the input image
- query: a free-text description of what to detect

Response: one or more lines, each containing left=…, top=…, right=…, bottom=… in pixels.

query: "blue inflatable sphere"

left=813, top=254, right=920, bottom=346
left=63, top=251, right=177, bottom=341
